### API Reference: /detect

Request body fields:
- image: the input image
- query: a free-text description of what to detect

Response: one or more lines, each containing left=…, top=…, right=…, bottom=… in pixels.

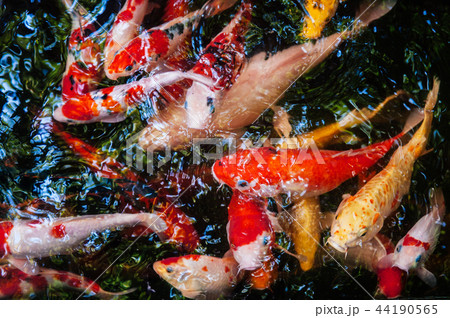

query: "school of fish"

left=0, top=0, right=446, bottom=300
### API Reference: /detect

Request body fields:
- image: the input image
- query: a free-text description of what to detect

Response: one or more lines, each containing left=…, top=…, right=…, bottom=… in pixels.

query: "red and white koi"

left=328, top=79, right=440, bottom=253
left=104, top=0, right=239, bottom=80
left=0, top=213, right=166, bottom=274
left=153, top=252, right=243, bottom=299
left=376, top=188, right=445, bottom=298
left=227, top=190, right=274, bottom=270
left=0, top=265, right=133, bottom=299
left=183, top=1, right=252, bottom=129
left=54, top=70, right=186, bottom=123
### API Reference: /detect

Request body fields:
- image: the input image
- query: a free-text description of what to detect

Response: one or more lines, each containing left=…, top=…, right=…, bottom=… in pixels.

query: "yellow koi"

left=275, top=91, right=404, bottom=271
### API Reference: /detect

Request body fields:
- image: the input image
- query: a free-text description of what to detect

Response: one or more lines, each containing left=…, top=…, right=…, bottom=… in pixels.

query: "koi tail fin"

left=425, top=78, right=441, bottom=112
left=354, top=0, right=397, bottom=30
left=95, top=287, right=137, bottom=299
left=400, top=107, right=425, bottom=137
left=407, top=78, right=440, bottom=158
left=202, top=0, right=239, bottom=17
left=429, top=187, right=445, bottom=222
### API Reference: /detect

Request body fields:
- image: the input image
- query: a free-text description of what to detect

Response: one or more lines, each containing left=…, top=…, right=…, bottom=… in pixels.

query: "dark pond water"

left=0, top=0, right=449, bottom=299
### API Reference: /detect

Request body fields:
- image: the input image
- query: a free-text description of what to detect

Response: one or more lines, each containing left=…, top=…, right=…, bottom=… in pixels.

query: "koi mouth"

left=327, top=237, right=347, bottom=254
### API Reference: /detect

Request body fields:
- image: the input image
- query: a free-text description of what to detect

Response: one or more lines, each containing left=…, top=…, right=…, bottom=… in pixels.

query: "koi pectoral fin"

left=274, top=243, right=307, bottom=264
left=416, top=267, right=437, bottom=287
left=8, top=256, right=40, bottom=275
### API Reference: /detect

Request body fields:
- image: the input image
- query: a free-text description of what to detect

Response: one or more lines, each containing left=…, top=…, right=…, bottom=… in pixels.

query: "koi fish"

left=54, top=70, right=186, bottom=123
left=153, top=252, right=243, bottom=299
left=376, top=188, right=445, bottom=298
left=227, top=191, right=274, bottom=270
left=0, top=213, right=167, bottom=274
left=104, top=0, right=160, bottom=80
left=104, top=0, right=239, bottom=80
left=280, top=196, right=321, bottom=271
left=60, top=0, right=104, bottom=101
left=328, top=78, right=440, bottom=252
left=0, top=265, right=133, bottom=299
left=212, top=114, right=420, bottom=198
left=54, top=127, right=200, bottom=251
left=183, top=1, right=252, bottom=129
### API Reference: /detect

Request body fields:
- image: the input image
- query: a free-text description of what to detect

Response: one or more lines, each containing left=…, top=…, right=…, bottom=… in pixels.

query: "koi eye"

left=415, top=255, right=422, bottom=263
left=357, top=227, right=368, bottom=237
left=236, top=180, right=249, bottom=189
left=262, top=236, right=270, bottom=246
left=166, top=266, right=174, bottom=273
left=396, top=245, right=402, bottom=253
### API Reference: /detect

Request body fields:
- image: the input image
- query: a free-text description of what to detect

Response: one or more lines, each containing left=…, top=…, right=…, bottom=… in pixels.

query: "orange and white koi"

left=376, top=188, right=445, bottom=298
left=104, top=0, right=239, bottom=80
left=274, top=91, right=405, bottom=271
left=227, top=191, right=274, bottom=270
left=0, top=265, right=133, bottom=299
left=212, top=120, right=418, bottom=198
left=153, top=252, right=243, bottom=299
left=328, top=79, right=440, bottom=252
left=0, top=213, right=166, bottom=274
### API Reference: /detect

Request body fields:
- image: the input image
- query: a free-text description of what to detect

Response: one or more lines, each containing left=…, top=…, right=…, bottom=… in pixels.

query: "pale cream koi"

left=328, top=78, right=440, bottom=252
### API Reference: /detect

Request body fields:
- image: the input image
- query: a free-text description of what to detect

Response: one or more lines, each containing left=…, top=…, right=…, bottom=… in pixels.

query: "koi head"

left=212, top=148, right=278, bottom=195
left=391, top=236, right=429, bottom=272
left=231, top=231, right=273, bottom=271
left=153, top=255, right=238, bottom=299
left=328, top=196, right=384, bottom=252
left=153, top=256, right=203, bottom=299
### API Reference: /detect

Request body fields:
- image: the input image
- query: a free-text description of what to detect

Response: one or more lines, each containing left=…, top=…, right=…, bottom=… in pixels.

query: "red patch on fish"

left=227, top=191, right=273, bottom=248
left=51, top=224, right=67, bottom=239
left=162, top=0, right=190, bottom=22
left=108, top=30, right=169, bottom=75
left=402, top=234, right=430, bottom=250
left=202, top=266, right=208, bottom=272
left=116, top=10, right=134, bottom=23
left=61, top=95, right=98, bottom=121
left=156, top=202, right=200, bottom=252
left=0, top=221, right=13, bottom=258
left=224, top=266, right=230, bottom=273
left=377, top=266, right=406, bottom=299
